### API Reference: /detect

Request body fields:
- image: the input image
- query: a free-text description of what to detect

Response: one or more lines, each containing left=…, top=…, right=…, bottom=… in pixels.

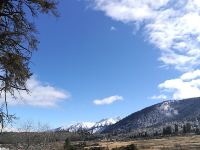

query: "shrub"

left=64, top=138, right=75, bottom=150
left=112, top=144, right=138, bottom=150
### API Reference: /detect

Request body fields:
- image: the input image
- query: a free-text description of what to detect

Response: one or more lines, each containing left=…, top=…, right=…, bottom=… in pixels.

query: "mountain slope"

left=103, top=97, right=200, bottom=133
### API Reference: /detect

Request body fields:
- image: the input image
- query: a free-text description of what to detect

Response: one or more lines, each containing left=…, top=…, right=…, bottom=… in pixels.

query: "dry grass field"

left=87, top=135, right=200, bottom=150
left=1, top=134, right=200, bottom=149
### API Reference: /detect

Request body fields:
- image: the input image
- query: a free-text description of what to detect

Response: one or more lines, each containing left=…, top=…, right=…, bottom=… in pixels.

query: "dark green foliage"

left=112, top=144, right=138, bottom=150
left=186, top=123, right=191, bottom=133
left=153, top=131, right=158, bottom=136
left=174, top=124, right=178, bottom=133
left=64, top=138, right=72, bottom=150
left=195, top=128, right=200, bottom=134
left=183, top=123, right=191, bottom=133
left=183, top=125, right=186, bottom=133
left=163, top=126, right=172, bottom=135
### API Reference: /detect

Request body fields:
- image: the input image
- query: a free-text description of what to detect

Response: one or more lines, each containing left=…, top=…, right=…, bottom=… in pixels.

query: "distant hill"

left=103, top=97, right=200, bottom=133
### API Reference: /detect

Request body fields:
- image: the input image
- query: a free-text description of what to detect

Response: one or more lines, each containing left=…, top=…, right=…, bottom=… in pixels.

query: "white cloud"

left=91, top=0, right=169, bottom=22
left=93, top=95, right=123, bottom=105
left=0, top=77, right=70, bottom=107
left=156, top=69, right=200, bottom=100
left=180, top=70, right=200, bottom=81
left=90, top=0, right=200, bottom=71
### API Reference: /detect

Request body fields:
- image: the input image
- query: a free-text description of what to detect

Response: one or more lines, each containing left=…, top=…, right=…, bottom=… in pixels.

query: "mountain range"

left=54, top=117, right=121, bottom=133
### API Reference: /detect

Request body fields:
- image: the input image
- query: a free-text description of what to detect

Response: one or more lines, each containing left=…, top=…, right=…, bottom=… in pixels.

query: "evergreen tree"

left=195, top=128, right=200, bottom=134
left=64, top=138, right=71, bottom=150
left=0, top=0, right=58, bottom=126
left=183, top=125, right=187, bottom=133
left=163, top=126, right=172, bottom=135
left=183, top=123, right=191, bottom=133
left=175, top=124, right=178, bottom=133
left=186, top=123, right=191, bottom=133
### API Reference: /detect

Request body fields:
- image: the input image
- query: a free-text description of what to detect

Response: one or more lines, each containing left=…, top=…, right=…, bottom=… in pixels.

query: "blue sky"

left=6, top=0, right=200, bottom=128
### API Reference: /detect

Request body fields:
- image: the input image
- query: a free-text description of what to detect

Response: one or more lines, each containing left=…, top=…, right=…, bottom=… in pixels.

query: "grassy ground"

left=89, top=135, right=200, bottom=150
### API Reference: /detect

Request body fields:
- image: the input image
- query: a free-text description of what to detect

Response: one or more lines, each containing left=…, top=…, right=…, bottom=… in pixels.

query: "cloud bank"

left=89, top=0, right=200, bottom=100
left=90, top=0, right=200, bottom=71
left=0, top=77, right=70, bottom=107
left=93, top=95, right=123, bottom=105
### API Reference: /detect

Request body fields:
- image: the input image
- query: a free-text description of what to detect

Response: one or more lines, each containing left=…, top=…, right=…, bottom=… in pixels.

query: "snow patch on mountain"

left=159, top=101, right=178, bottom=116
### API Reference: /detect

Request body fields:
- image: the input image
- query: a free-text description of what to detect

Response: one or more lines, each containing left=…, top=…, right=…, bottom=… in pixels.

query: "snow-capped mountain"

left=90, top=117, right=121, bottom=133
left=54, top=117, right=120, bottom=133
left=54, top=122, right=95, bottom=132
left=67, top=122, right=95, bottom=132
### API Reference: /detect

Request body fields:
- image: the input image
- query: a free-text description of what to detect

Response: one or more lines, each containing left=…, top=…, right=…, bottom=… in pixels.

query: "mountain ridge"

left=102, top=97, right=200, bottom=133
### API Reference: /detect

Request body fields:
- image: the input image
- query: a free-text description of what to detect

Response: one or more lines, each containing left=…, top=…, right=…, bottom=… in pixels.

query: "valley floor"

left=88, top=135, right=200, bottom=150
left=1, top=134, right=200, bottom=149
